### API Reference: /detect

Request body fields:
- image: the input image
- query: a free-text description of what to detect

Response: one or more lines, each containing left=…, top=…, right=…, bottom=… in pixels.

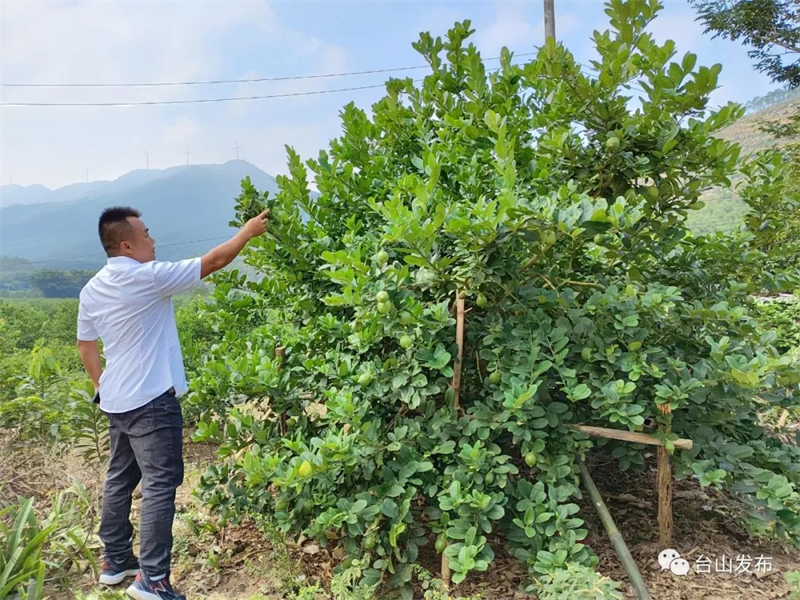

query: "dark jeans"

left=99, top=388, right=184, bottom=578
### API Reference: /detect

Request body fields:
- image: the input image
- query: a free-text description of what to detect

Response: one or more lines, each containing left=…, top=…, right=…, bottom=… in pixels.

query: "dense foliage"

left=190, top=1, right=800, bottom=597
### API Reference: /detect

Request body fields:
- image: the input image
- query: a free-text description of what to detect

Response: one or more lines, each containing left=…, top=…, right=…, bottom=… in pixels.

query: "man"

left=77, top=206, right=269, bottom=600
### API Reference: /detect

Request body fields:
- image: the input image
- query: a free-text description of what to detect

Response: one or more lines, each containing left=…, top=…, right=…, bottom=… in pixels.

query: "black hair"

left=99, top=206, right=141, bottom=256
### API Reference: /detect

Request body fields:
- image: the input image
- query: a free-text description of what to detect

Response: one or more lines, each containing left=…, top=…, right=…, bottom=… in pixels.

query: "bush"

left=753, top=296, right=800, bottom=352
left=528, top=563, right=622, bottom=600
left=193, top=0, right=800, bottom=596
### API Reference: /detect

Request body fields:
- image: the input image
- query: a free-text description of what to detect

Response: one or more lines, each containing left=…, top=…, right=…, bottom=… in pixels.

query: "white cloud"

left=476, top=3, right=540, bottom=57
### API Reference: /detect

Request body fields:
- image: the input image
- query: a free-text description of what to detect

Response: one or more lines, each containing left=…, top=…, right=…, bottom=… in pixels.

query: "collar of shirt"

left=107, top=256, right=143, bottom=267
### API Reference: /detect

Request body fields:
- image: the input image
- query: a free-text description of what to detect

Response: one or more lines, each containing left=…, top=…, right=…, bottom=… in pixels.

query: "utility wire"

left=2, top=62, right=526, bottom=108
left=1, top=53, right=537, bottom=88
left=2, top=56, right=658, bottom=108
left=20, top=235, right=231, bottom=266
left=1, top=82, right=397, bottom=107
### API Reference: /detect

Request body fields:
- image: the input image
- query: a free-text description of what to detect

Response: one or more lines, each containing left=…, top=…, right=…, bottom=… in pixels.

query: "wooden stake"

left=441, top=292, right=464, bottom=584
left=441, top=552, right=451, bottom=589
left=656, top=402, right=673, bottom=547
left=275, top=345, right=287, bottom=436
left=569, top=424, right=692, bottom=451
left=778, top=409, right=790, bottom=428
left=657, top=446, right=673, bottom=547
left=577, top=459, right=652, bottom=600
left=451, top=292, right=465, bottom=414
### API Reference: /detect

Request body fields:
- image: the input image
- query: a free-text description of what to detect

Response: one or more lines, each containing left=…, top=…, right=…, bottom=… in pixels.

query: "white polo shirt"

left=77, top=255, right=202, bottom=414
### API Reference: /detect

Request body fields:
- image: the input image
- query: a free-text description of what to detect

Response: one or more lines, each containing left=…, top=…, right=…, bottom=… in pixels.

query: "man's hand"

left=243, top=209, right=270, bottom=239
left=77, top=339, right=103, bottom=391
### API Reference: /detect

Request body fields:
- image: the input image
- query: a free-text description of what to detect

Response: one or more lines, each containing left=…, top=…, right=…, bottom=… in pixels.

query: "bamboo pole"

left=778, top=409, right=790, bottom=428
left=569, top=424, right=693, bottom=451
left=577, top=459, right=652, bottom=600
left=451, top=292, right=465, bottom=414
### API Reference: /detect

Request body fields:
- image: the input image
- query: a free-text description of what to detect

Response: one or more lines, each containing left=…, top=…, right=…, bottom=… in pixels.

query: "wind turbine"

left=234, top=141, right=242, bottom=160
left=144, top=151, right=150, bottom=170
left=184, top=146, right=191, bottom=166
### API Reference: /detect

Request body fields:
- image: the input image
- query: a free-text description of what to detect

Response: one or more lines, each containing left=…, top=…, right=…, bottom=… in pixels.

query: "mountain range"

left=2, top=86, right=795, bottom=271
left=0, top=160, right=280, bottom=269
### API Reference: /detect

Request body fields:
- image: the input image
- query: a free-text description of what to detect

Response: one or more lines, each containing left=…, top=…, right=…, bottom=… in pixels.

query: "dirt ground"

left=2, top=433, right=799, bottom=600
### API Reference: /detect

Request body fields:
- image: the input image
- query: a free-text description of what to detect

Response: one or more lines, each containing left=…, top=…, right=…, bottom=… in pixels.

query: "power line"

left=2, top=56, right=658, bottom=108
left=1, top=82, right=394, bottom=107
left=22, top=235, right=231, bottom=266
left=1, top=63, right=521, bottom=108
left=1, top=53, right=537, bottom=89
left=1, top=54, right=540, bottom=108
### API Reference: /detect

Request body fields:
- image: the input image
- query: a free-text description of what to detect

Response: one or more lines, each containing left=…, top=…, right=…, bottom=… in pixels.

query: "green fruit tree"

left=194, top=0, right=800, bottom=596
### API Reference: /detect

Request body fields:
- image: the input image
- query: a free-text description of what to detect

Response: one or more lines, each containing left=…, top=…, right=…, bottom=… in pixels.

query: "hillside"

left=0, top=160, right=279, bottom=269
left=688, top=93, right=800, bottom=235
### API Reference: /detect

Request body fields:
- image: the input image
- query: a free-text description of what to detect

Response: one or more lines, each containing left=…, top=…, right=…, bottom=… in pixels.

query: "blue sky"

left=0, top=0, right=778, bottom=190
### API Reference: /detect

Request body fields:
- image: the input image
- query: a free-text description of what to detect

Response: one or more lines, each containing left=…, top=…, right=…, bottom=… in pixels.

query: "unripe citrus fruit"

left=298, top=460, right=313, bottom=477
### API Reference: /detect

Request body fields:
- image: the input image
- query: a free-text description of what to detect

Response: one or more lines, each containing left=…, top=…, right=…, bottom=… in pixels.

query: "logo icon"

left=658, top=549, right=690, bottom=576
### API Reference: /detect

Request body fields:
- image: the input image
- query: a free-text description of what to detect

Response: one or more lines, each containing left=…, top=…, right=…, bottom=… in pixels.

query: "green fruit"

left=435, top=535, right=446, bottom=554
left=376, top=290, right=389, bottom=302
left=593, top=233, right=603, bottom=244
left=606, top=136, right=620, bottom=149
left=399, top=311, right=413, bottom=324
left=275, top=498, right=289, bottom=512
left=646, top=185, right=659, bottom=199
left=364, top=533, right=377, bottom=549
left=377, top=301, right=391, bottom=314
left=485, top=472, right=495, bottom=485
left=358, top=373, right=373, bottom=386
left=630, top=341, right=642, bottom=351
left=524, top=452, right=538, bottom=468
left=298, top=460, right=313, bottom=477
left=476, top=293, right=488, bottom=308
left=488, top=371, right=501, bottom=385
left=400, top=335, right=414, bottom=349
left=581, top=347, right=592, bottom=361
left=375, top=250, right=389, bottom=265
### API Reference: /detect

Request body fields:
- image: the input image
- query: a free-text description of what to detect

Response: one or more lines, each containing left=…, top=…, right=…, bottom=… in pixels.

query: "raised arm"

left=200, top=209, right=270, bottom=279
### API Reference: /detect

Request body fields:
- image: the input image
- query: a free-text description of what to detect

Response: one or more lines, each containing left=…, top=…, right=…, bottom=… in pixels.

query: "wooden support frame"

left=569, top=424, right=692, bottom=451
left=569, top=422, right=692, bottom=547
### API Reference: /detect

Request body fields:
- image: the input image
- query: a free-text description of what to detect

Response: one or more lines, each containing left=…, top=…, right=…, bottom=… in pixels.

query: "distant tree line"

left=745, top=87, right=800, bottom=114
left=0, top=257, right=96, bottom=298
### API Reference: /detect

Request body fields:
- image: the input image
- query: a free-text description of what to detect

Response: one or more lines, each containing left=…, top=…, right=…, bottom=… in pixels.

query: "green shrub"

left=528, top=563, right=622, bottom=600
left=192, top=1, right=800, bottom=597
